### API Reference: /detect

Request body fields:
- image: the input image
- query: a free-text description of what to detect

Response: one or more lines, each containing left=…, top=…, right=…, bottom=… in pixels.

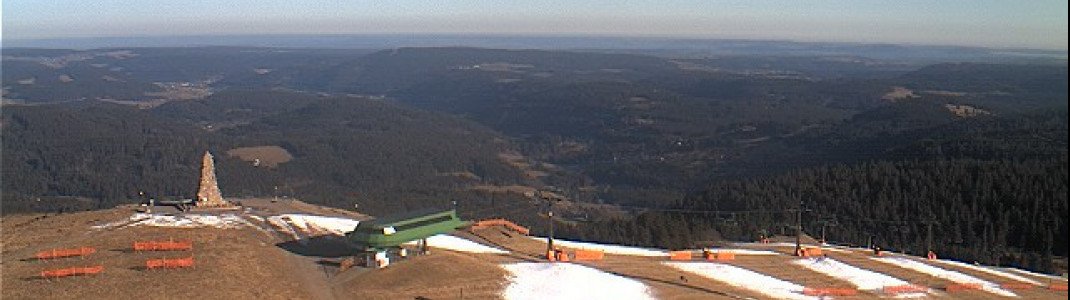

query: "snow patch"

left=735, top=242, right=800, bottom=248
left=266, top=216, right=302, bottom=240
left=819, top=247, right=857, bottom=253
left=666, top=262, right=816, bottom=300
left=404, top=234, right=508, bottom=254
left=1005, top=268, right=1068, bottom=282
left=793, top=257, right=927, bottom=298
left=710, top=248, right=781, bottom=255
left=91, top=213, right=151, bottom=229
left=930, top=259, right=1041, bottom=285
left=872, top=257, right=1017, bottom=297
left=528, top=237, right=667, bottom=257
left=125, top=213, right=255, bottom=229
left=501, top=263, right=655, bottom=300
left=266, top=214, right=361, bottom=238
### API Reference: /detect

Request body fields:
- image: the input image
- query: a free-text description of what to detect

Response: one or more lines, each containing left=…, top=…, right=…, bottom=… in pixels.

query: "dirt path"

left=284, top=251, right=337, bottom=300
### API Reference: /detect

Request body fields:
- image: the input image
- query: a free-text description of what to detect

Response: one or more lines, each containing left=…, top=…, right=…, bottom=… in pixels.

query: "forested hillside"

left=3, top=47, right=1066, bottom=274
left=2, top=91, right=528, bottom=215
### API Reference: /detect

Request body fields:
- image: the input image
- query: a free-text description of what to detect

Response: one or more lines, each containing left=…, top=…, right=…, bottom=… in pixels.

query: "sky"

left=2, top=0, right=1067, bottom=50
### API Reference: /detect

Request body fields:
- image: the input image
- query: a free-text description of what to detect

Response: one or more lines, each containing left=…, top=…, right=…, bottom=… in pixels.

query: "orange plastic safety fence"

left=40, top=265, right=104, bottom=279
left=712, top=252, right=736, bottom=261
left=797, top=247, right=823, bottom=257
left=573, top=249, right=605, bottom=261
left=945, top=283, right=983, bottom=292
left=471, top=219, right=530, bottom=235
left=882, top=284, right=927, bottom=294
left=1049, top=284, right=1068, bottom=292
left=133, top=240, right=193, bottom=251
left=555, top=250, right=570, bottom=262
left=34, top=247, right=96, bottom=260
left=669, top=251, right=692, bottom=261
left=146, top=257, right=195, bottom=269
left=803, top=287, right=859, bottom=296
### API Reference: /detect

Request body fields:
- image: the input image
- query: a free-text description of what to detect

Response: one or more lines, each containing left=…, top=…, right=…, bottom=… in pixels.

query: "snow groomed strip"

left=929, top=259, right=1042, bottom=285
left=267, top=214, right=361, bottom=235
left=528, top=237, right=667, bottom=256
left=1005, top=268, right=1069, bottom=282
left=404, top=234, right=509, bottom=254
left=793, top=257, right=927, bottom=298
left=501, top=263, right=655, bottom=300
left=872, top=256, right=1017, bottom=297
left=665, top=262, right=817, bottom=300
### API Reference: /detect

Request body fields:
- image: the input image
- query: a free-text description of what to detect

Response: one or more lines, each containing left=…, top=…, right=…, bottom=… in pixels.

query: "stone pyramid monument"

left=196, top=151, right=230, bottom=207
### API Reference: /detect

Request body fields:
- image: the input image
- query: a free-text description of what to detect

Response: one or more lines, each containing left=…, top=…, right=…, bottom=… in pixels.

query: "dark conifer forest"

left=3, top=46, right=1066, bottom=273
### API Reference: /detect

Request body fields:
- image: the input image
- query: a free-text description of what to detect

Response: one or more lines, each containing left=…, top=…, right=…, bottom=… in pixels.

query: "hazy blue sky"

left=3, top=0, right=1067, bottom=50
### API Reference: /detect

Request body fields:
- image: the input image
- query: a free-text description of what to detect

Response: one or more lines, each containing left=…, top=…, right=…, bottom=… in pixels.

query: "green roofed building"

left=346, top=208, right=468, bottom=251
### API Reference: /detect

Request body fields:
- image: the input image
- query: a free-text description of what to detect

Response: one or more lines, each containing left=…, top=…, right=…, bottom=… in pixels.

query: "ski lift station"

left=346, top=208, right=468, bottom=268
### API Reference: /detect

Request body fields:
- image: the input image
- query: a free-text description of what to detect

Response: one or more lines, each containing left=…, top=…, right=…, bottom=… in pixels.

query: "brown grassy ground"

left=2, top=200, right=502, bottom=300
left=333, top=251, right=512, bottom=300
left=6, top=205, right=1065, bottom=300
left=2, top=209, right=310, bottom=299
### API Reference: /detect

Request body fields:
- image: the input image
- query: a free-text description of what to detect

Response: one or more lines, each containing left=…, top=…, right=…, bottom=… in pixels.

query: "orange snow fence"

left=1049, top=284, right=1068, bottom=292
left=1000, top=282, right=1034, bottom=290
left=797, top=247, right=823, bottom=257
left=669, top=251, right=692, bottom=261
left=40, top=265, right=104, bottom=279
left=883, top=284, right=927, bottom=295
left=704, top=251, right=735, bottom=261
left=134, top=240, right=193, bottom=251
left=803, top=288, right=859, bottom=296
left=715, top=252, right=736, bottom=261
left=470, top=219, right=530, bottom=235
left=146, top=257, right=195, bottom=269
left=34, top=247, right=96, bottom=260
left=945, top=283, right=982, bottom=292
left=573, top=249, right=605, bottom=261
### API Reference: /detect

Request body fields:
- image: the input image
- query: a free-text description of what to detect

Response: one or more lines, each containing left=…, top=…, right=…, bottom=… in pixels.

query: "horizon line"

left=4, top=33, right=1067, bottom=52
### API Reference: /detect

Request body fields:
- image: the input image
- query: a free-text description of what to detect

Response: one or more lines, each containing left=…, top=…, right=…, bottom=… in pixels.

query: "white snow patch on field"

left=872, top=257, right=1017, bottom=297
left=99, top=213, right=260, bottom=229
left=930, top=259, right=1042, bottom=285
left=264, top=214, right=361, bottom=240
left=404, top=234, right=508, bottom=254
left=820, top=247, right=857, bottom=253
left=267, top=214, right=360, bottom=236
left=734, top=242, right=800, bottom=248
left=1005, top=268, right=1068, bottom=282
left=666, top=262, right=816, bottom=300
left=712, top=249, right=781, bottom=255
left=91, top=213, right=151, bottom=229
left=528, top=237, right=667, bottom=256
left=793, top=257, right=927, bottom=298
left=266, top=216, right=304, bottom=240
left=501, top=263, right=655, bottom=300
